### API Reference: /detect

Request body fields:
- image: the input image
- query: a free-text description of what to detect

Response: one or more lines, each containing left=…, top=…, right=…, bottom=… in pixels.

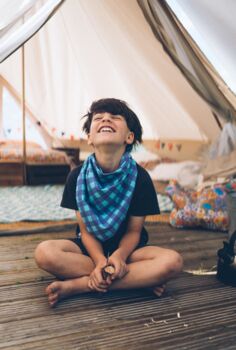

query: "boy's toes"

left=153, top=284, right=166, bottom=297
left=46, top=282, right=59, bottom=295
left=48, top=293, right=58, bottom=302
left=49, top=297, right=58, bottom=307
left=47, top=290, right=59, bottom=307
left=45, top=282, right=61, bottom=306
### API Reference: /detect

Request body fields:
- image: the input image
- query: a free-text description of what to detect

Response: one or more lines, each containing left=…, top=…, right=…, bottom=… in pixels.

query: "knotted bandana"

left=76, top=152, right=137, bottom=241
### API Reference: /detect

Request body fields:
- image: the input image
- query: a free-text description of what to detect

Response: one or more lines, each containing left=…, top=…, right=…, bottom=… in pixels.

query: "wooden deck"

left=1, top=222, right=236, bottom=349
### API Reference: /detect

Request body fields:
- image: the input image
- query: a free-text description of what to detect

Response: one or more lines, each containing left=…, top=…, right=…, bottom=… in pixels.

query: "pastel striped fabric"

left=76, top=152, right=137, bottom=241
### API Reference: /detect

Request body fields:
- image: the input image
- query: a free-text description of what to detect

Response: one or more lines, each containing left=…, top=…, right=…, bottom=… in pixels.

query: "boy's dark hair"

left=82, top=98, right=143, bottom=151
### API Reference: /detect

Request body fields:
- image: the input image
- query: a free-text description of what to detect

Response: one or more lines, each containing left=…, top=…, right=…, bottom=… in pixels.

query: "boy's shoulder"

left=136, top=163, right=153, bottom=184
left=66, top=164, right=83, bottom=183
left=136, top=162, right=151, bottom=177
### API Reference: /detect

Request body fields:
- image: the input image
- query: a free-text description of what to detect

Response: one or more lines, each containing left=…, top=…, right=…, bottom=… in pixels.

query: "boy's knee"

left=156, top=250, right=183, bottom=279
left=34, top=240, right=56, bottom=269
left=165, top=251, right=183, bottom=276
left=171, top=251, right=183, bottom=274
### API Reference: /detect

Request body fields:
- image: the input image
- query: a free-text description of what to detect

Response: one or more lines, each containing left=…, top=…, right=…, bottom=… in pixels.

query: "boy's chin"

left=93, top=141, right=126, bottom=150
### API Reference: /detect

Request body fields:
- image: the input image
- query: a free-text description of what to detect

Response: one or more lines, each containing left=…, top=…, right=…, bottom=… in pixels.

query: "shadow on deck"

left=0, top=222, right=235, bottom=349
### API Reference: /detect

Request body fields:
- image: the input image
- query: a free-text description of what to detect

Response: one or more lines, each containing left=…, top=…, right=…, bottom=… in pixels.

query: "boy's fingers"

left=106, top=276, right=112, bottom=285
left=88, top=279, right=93, bottom=290
left=94, top=278, right=106, bottom=288
left=95, top=284, right=107, bottom=292
left=113, top=264, right=121, bottom=279
left=124, top=265, right=129, bottom=275
left=99, top=281, right=108, bottom=288
left=117, top=264, right=124, bottom=278
left=118, top=265, right=128, bottom=279
left=94, top=271, right=103, bottom=284
left=89, top=279, right=107, bottom=292
left=93, top=274, right=108, bottom=288
left=88, top=279, right=94, bottom=290
left=97, top=273, right=107, bottom=285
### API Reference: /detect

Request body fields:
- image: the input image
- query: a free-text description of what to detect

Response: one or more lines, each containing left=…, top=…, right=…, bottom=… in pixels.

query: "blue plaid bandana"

left=76, top=152, right=137, bottom=241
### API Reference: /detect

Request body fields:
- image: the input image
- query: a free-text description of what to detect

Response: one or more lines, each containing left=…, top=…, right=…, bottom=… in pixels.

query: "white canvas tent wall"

left=0, top=0, right=235, bottom=160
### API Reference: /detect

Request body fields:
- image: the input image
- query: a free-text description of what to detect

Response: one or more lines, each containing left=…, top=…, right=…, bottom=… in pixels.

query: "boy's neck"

left=94, top=146, right=126, bottom=173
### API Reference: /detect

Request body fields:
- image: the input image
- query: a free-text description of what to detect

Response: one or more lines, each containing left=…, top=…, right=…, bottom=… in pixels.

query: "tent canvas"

left=0, top=0, right=235, bottom=163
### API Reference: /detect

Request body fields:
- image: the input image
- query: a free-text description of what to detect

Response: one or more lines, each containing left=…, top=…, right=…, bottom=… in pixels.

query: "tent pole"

left=212, top=112, right=222, bottom=130
left=0, top=75, right=52, bottom=147
left=0, top=83, right=3, bottom=138
left=21, top=45, right=27, bottom=185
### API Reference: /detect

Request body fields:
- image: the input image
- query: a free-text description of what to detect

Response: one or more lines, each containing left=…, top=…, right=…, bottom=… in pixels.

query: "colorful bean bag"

left=165, top=180, right=229, bottom=231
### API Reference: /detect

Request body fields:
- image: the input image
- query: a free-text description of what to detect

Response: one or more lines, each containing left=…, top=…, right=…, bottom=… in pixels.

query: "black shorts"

left=68, top=233, right=148, bottom=257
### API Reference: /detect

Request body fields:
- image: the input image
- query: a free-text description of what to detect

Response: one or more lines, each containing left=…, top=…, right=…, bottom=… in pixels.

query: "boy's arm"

left=108, top=216, right=145, bottom=279
left=76, top=211, right=110, bottom=292
left=117, top=216, right=145, bottom=260
left=76, top=211, right=106, bottom=266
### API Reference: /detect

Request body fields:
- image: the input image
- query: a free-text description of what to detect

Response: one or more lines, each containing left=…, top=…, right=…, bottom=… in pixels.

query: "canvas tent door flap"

left=0, top=0, right=236, bottom=172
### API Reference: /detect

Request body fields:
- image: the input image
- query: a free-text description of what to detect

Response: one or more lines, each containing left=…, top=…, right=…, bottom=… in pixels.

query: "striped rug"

left=0, top=186, right=173, bottom=223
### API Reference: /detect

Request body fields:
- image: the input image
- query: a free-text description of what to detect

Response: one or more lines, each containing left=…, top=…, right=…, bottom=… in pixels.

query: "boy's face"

left=87, top=112, right=134, bottom=150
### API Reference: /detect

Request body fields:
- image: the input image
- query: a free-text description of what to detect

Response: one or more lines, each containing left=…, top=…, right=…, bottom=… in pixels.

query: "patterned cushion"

left=0, top=147, right=69, bottom=164
left=166, top=180, right=229, bottom=231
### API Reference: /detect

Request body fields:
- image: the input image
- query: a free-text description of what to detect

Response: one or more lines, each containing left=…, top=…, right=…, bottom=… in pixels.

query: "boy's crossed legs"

left=34, top=239, right=183, bottom=307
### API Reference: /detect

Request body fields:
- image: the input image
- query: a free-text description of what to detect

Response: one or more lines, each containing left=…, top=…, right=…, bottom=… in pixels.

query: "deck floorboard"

left=1, top=222, right=235, bottom=349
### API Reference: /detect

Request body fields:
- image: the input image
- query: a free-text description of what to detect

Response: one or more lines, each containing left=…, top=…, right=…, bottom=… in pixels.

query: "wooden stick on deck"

left=21, top=45, right=27, bottom=185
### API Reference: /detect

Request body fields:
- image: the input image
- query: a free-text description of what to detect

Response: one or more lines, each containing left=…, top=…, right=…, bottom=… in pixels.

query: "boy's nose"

left=101, top=114, right=112, bottom=122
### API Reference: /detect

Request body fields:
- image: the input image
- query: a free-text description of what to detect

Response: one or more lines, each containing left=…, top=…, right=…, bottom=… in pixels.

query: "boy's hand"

left=108, top=251, right=129, bottom=280
left=88, top=260, right=112, bottom=292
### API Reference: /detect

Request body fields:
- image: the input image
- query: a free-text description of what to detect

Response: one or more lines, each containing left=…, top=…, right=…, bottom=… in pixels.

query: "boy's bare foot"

left=45, top=277, right=90, bottom=307
left=152, top=284, right=166, bottom=297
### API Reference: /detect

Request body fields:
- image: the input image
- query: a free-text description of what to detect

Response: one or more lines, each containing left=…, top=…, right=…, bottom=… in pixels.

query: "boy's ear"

left=87, top=133, right=93, bottom=146
left=126, top=131, right=134, bottom=145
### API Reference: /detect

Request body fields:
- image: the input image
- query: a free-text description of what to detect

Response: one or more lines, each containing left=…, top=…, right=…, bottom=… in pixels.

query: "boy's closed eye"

left=93, top=114, right=123, bottom=121
left=111, top=115, right=122, bottom=119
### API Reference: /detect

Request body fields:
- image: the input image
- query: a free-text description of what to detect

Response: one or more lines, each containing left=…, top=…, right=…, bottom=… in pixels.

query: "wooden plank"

left=1, top=285, right=235, bottom=349
left=0, top=277, right=233, bottom=323
left=0, top=223, right=235, bottom=350
left=0, top=163, right=24, bottom=185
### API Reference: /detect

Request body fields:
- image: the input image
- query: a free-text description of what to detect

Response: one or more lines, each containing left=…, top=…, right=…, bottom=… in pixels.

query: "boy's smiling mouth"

left=98, top=126, right=115, bottom=133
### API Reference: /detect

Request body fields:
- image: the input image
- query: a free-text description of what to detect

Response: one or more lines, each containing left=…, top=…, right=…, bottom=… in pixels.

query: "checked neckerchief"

left=76, top=152, right=137, bottom=242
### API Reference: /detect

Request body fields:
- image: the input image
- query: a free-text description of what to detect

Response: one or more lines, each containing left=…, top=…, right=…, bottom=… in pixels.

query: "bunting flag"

left=34, top=120, right=81, bottom=140
left=5, top=115, right=76, bottom=141
left=156, top=140, right=161, bottom=149
left=176, top=144, right=182, bottom=151
left=36, top=120, right=76, bottom=139
left=155, top=140, right=183, bottom=152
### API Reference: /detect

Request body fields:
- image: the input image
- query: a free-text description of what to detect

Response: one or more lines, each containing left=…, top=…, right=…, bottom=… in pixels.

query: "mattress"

left=0, top=141, right=70, bottom=164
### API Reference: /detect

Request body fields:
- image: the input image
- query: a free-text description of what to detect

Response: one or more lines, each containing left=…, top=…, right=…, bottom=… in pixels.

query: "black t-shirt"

left=61, top=163, right=160, bottom=245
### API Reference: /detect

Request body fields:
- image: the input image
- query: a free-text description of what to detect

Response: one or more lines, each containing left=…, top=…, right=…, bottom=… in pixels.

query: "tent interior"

left=0, top=0, right=236, bottom=191
left=0, top=0, right=235, bottom=187
left=1, top=2, right=236, bottom=348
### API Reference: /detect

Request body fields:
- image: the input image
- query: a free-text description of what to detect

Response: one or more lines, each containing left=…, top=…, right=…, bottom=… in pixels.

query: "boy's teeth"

left=100, top=127, right=113, bottom=132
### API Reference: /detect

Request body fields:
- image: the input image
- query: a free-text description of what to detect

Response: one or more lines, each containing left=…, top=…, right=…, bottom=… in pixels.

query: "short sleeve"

left=60, top=166, right=82, bottom=210
left=129, top=165, right=160, bottom=216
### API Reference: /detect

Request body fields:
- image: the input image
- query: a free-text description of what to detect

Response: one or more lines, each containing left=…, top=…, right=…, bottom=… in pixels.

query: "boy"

left=35, top=98, right=183, bottom=307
